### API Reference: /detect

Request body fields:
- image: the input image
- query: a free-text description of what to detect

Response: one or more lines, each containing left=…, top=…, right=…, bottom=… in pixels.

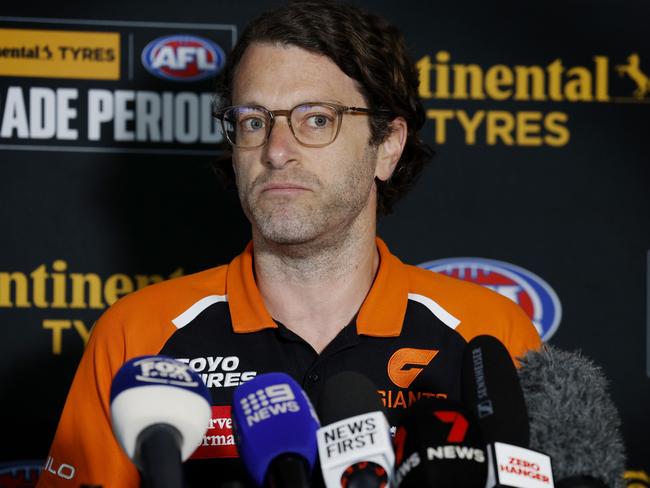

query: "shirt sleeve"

left=455, top=288, right=542, bottom=367
left=37, top=305, right=140, bottom=488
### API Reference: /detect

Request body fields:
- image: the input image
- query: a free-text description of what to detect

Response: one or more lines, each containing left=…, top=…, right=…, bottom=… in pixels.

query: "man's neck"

left=252, top=228, right=379, bottom=354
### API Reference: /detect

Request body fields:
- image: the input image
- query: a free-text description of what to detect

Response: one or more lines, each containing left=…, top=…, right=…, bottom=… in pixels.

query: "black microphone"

left=518, top=345, right=626, bottom=488
left=462, top=335, right=554, bottom=487
left=461, top=334, right=529, bottom=447
left=392, top=397, right=488, bottom=487
left=316, top=371, right=394, bottom=488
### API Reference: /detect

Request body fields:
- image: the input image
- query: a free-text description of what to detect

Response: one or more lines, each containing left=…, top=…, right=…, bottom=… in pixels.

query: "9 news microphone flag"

left=232, top=372, right=320, bottom=488
left=110, top=355, right=212, bottom=488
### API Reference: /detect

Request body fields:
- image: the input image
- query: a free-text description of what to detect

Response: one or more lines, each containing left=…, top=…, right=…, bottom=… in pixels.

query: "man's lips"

left=260, top=183, right=311, bottom=193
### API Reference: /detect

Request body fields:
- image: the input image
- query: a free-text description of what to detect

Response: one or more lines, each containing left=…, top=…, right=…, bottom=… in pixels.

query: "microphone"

left=461, top=335, right=554, bottom=487
left=392, top=397, right=488, bottom=487
left=518, top=345, right=626, bottom=488
left=461, top=334, right=529, bottom=447
left=231, top=372, right=320, bottom=487
left=315, top=371, right=393, bottom=488
left=110, top=355, right=212, bottom=488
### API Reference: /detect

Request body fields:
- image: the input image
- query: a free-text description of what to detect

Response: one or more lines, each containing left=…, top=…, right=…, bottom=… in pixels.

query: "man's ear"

left=375, top=116, right=407, bottom=181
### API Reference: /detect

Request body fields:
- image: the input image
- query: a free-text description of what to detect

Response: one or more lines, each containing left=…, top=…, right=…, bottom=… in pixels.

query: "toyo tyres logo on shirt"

left=418, top=258, right=562, bottom=341
left=141, top=34, right=225, bottom=82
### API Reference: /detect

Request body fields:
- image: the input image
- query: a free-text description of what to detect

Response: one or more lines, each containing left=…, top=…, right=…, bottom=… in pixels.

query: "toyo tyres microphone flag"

left=232, top=372, right=320, bottom=487
left=110, top=355, right=212, bottom=463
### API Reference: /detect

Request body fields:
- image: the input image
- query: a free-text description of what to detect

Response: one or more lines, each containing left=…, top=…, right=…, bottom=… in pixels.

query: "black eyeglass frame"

left=212, top=101, right=392, bottom=149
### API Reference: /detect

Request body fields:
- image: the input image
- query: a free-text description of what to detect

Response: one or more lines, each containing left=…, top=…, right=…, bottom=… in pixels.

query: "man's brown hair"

left=215, top=0, right=433, bottom=215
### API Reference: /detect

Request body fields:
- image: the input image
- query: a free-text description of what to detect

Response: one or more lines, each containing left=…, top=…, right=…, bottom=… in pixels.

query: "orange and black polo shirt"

left=39, top=238, right=540, bottom=488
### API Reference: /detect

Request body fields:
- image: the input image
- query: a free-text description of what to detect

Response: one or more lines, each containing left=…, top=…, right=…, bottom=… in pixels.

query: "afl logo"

left=419, top=258, right=562, bottom=341
left=141, top=35, right=225, bottom=82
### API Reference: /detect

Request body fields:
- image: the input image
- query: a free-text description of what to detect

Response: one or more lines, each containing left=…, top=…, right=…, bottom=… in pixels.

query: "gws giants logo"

left=141, top=35, right=225, bottom=82
left=387, top=348, right=438, bottom=388
left=419, top=258, right=562, bottom=341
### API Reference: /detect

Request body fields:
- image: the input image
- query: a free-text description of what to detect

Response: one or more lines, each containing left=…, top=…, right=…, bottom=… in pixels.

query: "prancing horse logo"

left=616, top=53, right=650, bottom=99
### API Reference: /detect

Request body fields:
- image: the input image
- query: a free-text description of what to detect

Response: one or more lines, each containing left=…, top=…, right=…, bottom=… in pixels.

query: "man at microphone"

left=39, top=1, right=540, bottom=487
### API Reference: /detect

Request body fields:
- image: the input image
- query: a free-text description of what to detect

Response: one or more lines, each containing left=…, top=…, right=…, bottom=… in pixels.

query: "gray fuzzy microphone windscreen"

left=517, top=345, right=626, bottom=488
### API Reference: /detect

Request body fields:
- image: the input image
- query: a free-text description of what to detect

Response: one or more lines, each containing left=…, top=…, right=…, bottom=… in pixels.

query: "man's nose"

left=264, top=116, right=297, bottom=167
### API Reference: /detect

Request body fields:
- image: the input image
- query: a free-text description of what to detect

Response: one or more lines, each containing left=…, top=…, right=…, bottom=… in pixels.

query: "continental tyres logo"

left=0, top=260, right=183, bottom=355
left=0, top=28, right=119, bottom=80
left=387, top=348, right=438, bottom=388
left=418, top=51, right=649, bottom=147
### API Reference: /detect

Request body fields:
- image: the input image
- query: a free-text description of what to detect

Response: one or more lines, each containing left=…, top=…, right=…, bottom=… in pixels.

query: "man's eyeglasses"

left=212, top=102, right=391, bottom=149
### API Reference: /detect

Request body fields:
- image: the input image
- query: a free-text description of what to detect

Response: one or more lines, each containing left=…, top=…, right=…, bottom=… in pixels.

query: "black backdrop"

left=1, top=0, right=648, bottom=483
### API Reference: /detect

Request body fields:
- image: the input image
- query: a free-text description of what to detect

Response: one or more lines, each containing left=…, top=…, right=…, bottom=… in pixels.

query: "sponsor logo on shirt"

left=191, top=406, right=238, bottom=458
left=387, top=348, right=439, bottom=388
left=176, top=355, right=257, bottom=388
left=378, top=389, right=448, bottom=410
left=418, top=257, right=562, bottom=341
left=43, top=456, right=76, bottom=480
left=380, top=348, right=444, bottom=410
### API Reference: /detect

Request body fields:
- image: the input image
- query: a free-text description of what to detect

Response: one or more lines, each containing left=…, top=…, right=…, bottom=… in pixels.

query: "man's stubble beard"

left=238, top=145, right=378, bottom=248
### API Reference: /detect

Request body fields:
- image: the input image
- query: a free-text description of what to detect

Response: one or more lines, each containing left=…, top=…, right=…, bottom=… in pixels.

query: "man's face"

left=230, top=42, right=382, bottom=247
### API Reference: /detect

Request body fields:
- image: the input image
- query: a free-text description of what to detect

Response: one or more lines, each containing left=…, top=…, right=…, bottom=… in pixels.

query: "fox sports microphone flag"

left=109, top=355, right=212, bottom=463
left=232, top=372, right=320, bottom=487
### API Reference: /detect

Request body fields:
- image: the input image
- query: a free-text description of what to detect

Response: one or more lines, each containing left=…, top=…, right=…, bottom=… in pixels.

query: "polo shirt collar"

left=226, top=238, right=408, bottom=337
